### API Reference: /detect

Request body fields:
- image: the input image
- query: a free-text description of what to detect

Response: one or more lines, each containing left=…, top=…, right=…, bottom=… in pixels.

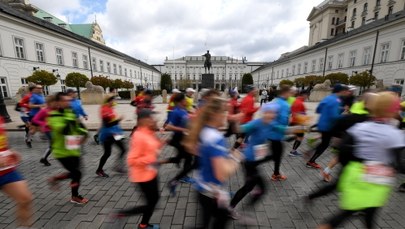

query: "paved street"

left=1, top=129, right=405, bottom=229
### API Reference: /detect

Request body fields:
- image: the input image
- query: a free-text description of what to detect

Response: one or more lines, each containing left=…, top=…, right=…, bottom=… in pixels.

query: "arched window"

left=364, top=3, right=368, bottom=11
left=332, top=17, right=335, bottom=25
left=353, top=8, right=357, bottom=17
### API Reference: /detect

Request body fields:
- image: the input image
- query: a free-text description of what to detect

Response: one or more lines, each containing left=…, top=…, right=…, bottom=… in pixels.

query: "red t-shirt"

left=291, top=96, right=306, bottom=124
left=101, top=104, right=117, bottom=124
left=239, top=94, right=258, bottom=124
left=18, top=93, right=32, bottom=112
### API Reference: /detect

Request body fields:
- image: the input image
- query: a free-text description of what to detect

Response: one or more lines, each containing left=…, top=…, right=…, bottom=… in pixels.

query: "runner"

left=185, top=88, right=195, bottom=112
left=17, top=85, right=35, bottom=147
left=27, top=85, right=46, bottom=148
left=32, top=95, right=57, bottom=166
left=306, top=84, right=349, bottom=169
left=289, top=90, right=309, bottom=157
left=94, top=88, right=116, bottom=144
left=268, top=85, right=292, bottom=181
left=67, top=89, right=88, bottom=120
left=228, top=102, right=279, bottom=218
left=317, top=91, right=405, bottom=229
left=96, top=95, right=126, bottom=178
left=113, top=109, right=162, bottom=229
left=0, top=116, right=33, bottom=228
left=163, top=88, right=181, bottom=129
left=224, top=89, right=240, bottom=138
left=260, top=89, right=267, bottom=106
left=233, top=85, right=259, bottom=150
left=287, top=86, right=297, bottom=106
left=190, top=97, right=242, bottom=229
left=47, top=92, right=89, bottom=204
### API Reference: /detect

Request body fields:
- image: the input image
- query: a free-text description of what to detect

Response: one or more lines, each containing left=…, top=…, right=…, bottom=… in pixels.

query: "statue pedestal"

left=201, top=74, right=214, bottom=89
left=309, top=90, right=330, bottom=102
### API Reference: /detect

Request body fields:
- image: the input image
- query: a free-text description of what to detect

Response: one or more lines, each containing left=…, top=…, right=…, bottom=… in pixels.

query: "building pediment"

left=307, top=7, right=320, bottom=21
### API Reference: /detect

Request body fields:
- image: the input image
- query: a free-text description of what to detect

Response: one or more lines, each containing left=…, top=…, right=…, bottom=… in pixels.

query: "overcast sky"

left=30, top=0, right=322, bottom=65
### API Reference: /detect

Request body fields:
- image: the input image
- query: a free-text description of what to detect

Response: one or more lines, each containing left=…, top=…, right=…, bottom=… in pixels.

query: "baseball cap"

left=186, top=88, right=196, bottom=93
left=172, top=89, right=181, bottom=93
left=245, top=85, right=255, bottom=92
left=261, top=102, right=280, bottom=113
left=66, top=88, right=77, bottom=94
left=137, top=109, right=157, bottom=120
left=332, top=84, right=349, bottom=93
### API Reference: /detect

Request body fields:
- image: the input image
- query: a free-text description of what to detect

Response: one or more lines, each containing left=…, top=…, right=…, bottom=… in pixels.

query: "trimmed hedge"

left=118, top=91, right=131, bottom=99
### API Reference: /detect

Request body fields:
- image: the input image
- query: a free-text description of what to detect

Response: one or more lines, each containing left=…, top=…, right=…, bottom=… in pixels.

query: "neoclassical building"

left=0, top=1, right=160, bottom=99
left=253, top=0, right=405, bottom=92
left=154, top=56, right=264, bottom=90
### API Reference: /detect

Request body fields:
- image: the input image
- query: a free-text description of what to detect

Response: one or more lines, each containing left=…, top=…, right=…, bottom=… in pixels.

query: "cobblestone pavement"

left=1, top=131, right=405, bottom=229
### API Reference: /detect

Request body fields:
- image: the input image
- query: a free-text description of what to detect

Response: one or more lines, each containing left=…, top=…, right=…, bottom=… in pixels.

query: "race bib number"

left=362, top=162, right=395, bottom=186
left=253, top=144, right=268, bottom=161
left=65, top=135, right=82, bottom=150
left=0, top=150, right=20, bottom=171
left=113, top=134, right=125, bottom=141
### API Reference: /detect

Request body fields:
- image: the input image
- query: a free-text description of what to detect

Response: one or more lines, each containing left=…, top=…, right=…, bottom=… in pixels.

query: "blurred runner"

left=47, top=92, right=89, bottom=204
left=67, top=89, right=88, bottom=121
left=289, top=90, right=309, bottom=157
left=0, top=116, right=33, bottom=228
left=96, top=95, right=126, bottom=178
left=185, top=88, right=196, bottom=112
left=224, top=90, right=240, bottom=138
left=94, top=88, right=116, bottom=145
left=163, top=89, right=181, bottom=129
left=27, top=85, right=46, bottom=148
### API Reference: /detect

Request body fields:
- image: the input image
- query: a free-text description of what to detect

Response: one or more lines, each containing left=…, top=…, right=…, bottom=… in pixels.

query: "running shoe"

left=71, top=195, right=89, bottom=204
left=289, top=150, right=302, bottom=157
left=321, top=170, right=332, bottom=182
left=138, top=224, right=160, bottom=229
left=40, top=158, right=51, bottom=166
left=399, top=183, right=405, bottom=193
left=306, top=162, right=321, bottom=169
left=228, top=208, right=240, bottom=220
left=25, top=139, right=32, bottom=148
left=271, top=174, right=287, bottom=181
left=179, top=176, right=195, bottom=184
left=168, top=181, right=177, bottom=198
left=94, top=134, right=99, bottom=145
left=96, top=170, right=109, bottom=178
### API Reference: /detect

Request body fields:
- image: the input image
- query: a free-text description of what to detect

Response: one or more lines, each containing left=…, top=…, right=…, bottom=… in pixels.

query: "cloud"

left=31, top=0, right=322, bottom=64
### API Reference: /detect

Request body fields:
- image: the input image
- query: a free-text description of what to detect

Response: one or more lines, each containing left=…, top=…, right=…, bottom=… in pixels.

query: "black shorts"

left=290, top=123, right=304, bottom=137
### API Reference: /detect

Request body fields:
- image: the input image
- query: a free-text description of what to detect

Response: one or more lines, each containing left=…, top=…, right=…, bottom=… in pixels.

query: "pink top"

left=32, top=107, right=51, bottom=132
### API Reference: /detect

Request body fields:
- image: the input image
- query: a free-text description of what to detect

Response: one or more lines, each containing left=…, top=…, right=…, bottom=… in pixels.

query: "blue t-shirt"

left=241, top=119, right=273, bottom=161
left=70, top=98, right=87, bottom=118
left=268, top=98, right=290, bottom=141
left=198, top=126, right=229, bottom=186
left=168, top=106, right=188, bottom=137
left=316, top=94, right=342, bottom=132
left=29, top=93, right=45, bottom=117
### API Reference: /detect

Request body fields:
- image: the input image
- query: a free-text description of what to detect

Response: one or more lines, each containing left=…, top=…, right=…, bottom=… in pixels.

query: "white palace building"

left=253, top=0, right=405, bottom=93
left=0, top=0, right=160, bottom=99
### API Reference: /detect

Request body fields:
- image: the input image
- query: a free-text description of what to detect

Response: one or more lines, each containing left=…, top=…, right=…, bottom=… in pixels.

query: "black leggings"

left=309, top=131, right=332, bottom=163
left=97, top=136, right=126, bottom=171
left=119, top=177, right=160, bottom=225
left=230, top=161, right=265, bottom=208
left=198, top=193, right=229, bottom=229
left=171, top=157, right=198, bottom=182
left=325, top=207, right=379, bottom=229
left=224, top=121, right=237, bottom=138
left=167, top=135, right=193, bottom=178
left=270, top=140, right=283, bottom=175
left=56, top=157, right=82, bottom=197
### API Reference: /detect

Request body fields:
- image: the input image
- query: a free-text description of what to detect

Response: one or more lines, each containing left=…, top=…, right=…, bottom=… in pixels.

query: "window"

left=400, top=40, right=405, bottom=60
left=304, top=62, right=308, bottom=74
left=327, top=56, right=334, bottom=70
left=281, top=69, right=284, bottom=78
left=351, top=20, right=355, bottom=28
left=72, top=52, right=78, bottom=68
left=376, top=0, right=381, bottom=6
left=336, top=18, right=340, bottom=25
left=349, top=50, right=357, bottom=67
left=35, top=42, right=45, bottom=62
left=56, top=48, right=64, bottom=65
left=332, top=17, right=335, bottom=25
left=14, top=37, right=25, bottom=59
left=99, top=60, right=104, bottom=72
left=374, top=11, right=379, bottom=19
left=353, top=8, right=357, bottom=17
left=60, top=79, right=66, bottom=92
left=119, top=65, right=122, bottom=75
left=130, top=69, right=132, bottom=77
left=0, top=77, right=9, bottom=98
left=113, top=64, right=117, bottom=74
left=21, top=78, right=27, bottom=85
left=363, top=47, right=372, bottom=65
left=362, top=17, right=366, bottom=25
left=363, top=3, right=368, bottom=12
left=338, top=53, right=344, bottom=68
left=319, top=58, right=324, bottom=71
left=292, top=65, right=295, bottom=75
left=388, top=6, right=393, bottom=15
left=125, top=68, right=127, bottom=77
left=92, top=57, right=97, bottom=71
left=311, top=60, right=316, bottom=72
left=277, top=71, right=279, bottom=79
left=380, top=43, right=390, bottom=63
left=297, top=63, right=301, bottom=74
left=107, top=62, right=111, bottom=73
left=82, top=55, right=88, bottom=70
left=354, top=0, right=357, bottom=3
left=330, top=28, right=334, bottom=36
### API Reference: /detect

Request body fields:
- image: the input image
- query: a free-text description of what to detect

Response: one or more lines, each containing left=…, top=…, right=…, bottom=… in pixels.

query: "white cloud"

left=31, top=0, right=322, bottom=64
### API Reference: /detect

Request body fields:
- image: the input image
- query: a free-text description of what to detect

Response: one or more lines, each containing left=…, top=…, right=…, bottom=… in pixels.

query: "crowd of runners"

left=0, top=83, right=405, bottom=229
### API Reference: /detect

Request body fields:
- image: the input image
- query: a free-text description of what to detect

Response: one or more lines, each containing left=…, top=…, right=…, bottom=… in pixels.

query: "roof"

left=0, top=2, right=158, bottom=73
left=307, top=0, right=346, bottom=21
left=253, top=9, right=405, bottom=74
left=34, top=9, right=72, bottom=31
left=70, top=24, right=93, bottom=38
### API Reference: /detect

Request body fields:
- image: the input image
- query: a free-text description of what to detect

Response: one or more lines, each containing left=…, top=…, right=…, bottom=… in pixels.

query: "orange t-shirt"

left=127, top=126, right=162, bottom=182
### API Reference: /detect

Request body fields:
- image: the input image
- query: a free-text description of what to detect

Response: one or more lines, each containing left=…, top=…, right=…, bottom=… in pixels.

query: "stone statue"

left=309, top=79, right=332, bottom=102
left=202, top=50, right=212, bottom=74
left=80, top=81, right=104, bottom=104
